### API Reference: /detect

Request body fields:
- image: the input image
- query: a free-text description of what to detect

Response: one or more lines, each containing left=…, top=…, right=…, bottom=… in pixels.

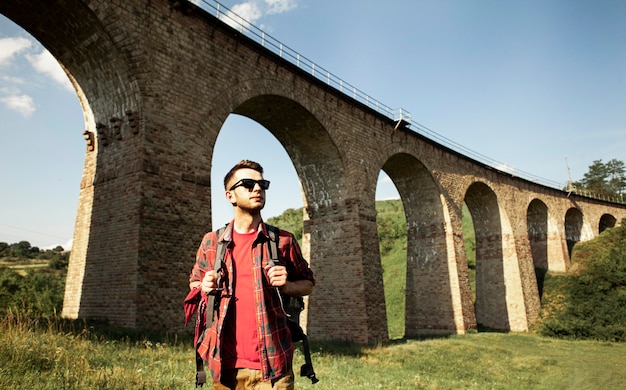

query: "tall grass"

left=0, top=310, right=192, bottom=389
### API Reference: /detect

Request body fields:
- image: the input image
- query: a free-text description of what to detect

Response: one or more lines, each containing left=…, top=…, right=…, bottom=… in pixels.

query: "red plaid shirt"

left=188, top=221, right=315, bottom=382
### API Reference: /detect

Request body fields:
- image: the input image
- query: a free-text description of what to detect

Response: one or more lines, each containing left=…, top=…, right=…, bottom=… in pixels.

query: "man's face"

left=225, top=168, right=267, bottom=213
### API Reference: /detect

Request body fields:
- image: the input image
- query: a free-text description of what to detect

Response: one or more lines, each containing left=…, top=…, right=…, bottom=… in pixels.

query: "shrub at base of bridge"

left=0, top=266, right=65, bottom=318
left=539, top=218, right=626, bottom=342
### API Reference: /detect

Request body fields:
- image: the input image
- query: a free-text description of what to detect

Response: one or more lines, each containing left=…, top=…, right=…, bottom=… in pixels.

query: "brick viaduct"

left=3, top=0, right=625, bottom=344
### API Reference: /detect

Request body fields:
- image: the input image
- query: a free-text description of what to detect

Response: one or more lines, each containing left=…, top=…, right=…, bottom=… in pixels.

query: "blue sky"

left=1, top=0, right=625, bottom=249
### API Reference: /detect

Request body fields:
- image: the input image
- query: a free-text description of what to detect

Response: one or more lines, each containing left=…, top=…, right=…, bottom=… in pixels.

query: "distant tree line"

left=0, top=241, right=69, bottom=270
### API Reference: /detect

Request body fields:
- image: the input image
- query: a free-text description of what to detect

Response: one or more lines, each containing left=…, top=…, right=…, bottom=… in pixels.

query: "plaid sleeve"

left=189, top=231, right=218, bottom=283
left=279, top=230, right=315, bottom=285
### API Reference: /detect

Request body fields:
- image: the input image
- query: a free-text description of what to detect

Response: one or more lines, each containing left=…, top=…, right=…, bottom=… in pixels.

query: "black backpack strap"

left=195, top=352, right=206, bottom=387
left=195, top=225, right=228, bottom=387
left=300, top=334, right=319, bottom=384
left=265, top=224, right=318, bottom=384
left=214, top=226, right=227, bottom=284
left=206, top=226, right=227, bottom=329
left=266, top=225, right=290, bottom=318
left=266, top=224, right=280, bottom=267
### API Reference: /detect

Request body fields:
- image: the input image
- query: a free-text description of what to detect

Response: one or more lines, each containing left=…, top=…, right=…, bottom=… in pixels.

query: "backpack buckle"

left=195, top=370, right=207, bottom=387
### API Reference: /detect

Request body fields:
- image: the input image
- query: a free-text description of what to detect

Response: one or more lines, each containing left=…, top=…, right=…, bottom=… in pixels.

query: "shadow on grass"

left=2, top=311, right=193, bottom=346
left=303, top=333, right=458, bottom=357
left=80, top=319, right=195, bottom=345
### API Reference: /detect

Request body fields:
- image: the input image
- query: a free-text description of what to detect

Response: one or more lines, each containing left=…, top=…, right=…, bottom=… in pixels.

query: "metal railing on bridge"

left=189, top=0, right=624, bottom=205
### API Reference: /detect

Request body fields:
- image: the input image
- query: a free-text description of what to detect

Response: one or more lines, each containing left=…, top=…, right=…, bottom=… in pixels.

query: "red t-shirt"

left=222, top=230, right=262, bottom=370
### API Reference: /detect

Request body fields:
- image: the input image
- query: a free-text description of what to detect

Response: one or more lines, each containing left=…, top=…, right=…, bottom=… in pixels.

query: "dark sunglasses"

left=229, top=178, right=270, bottom=191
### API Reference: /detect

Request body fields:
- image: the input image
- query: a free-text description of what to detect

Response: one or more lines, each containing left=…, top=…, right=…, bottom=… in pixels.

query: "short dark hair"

left=223, top=160, right=264, bottom=190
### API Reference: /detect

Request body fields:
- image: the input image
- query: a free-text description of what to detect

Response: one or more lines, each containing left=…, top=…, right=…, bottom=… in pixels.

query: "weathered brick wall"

left=3, top=0, right=626, bottom=343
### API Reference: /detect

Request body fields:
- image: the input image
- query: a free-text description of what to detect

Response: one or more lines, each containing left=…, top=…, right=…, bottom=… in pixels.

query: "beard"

left=234, top=199, right=265, bottom=215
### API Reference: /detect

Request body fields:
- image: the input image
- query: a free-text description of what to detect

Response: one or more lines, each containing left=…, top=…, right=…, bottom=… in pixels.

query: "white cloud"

left=379, top=172, right=393, bottom=183
left=220, top=0, right=296, bottom=29
left=1, top=74, right=25, bottom=85
left=0, top=36, right=32, bottom=66
left=230, top=2, right=263, bottom=25
left=265, top=0, right=296, bottom=15
left=42, top=237, right=72, bottom=251
left=63, top=237, right=73, bottom=251
left=26, top=49, right=74, bottom=91
left=0, top=94, right=35, bottom=117
left=0, top=85, right=21, bottom=95
left=0, top=35, right=74, bottom=116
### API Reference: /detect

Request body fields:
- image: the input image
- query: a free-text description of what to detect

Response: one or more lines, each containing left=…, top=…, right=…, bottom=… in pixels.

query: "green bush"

left=540, top=218, right=626, bottom=341
left=0, top=267, right=65, bottom=317
left=267, top=208, right=304, bottom=243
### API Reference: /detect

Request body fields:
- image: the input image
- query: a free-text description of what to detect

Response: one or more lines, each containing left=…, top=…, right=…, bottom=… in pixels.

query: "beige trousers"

left=213, top=368, right=295, bottom=390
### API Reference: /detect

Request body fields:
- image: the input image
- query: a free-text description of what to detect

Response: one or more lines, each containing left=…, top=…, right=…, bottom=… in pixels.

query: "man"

left=188, top=160, right=315, bottom=389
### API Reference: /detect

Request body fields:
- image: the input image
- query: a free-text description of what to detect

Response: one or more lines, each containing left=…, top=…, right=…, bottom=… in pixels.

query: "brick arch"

left=1, top=3, right=160, bottom=326
left=382, top=153, right=465, bottom=335
left=0, top=0, right=143, bottom=123
left=195, top=75, right=347, bottom=212
left=202, top=85, right=389, bottom=343
left=233, top=94, right=345, bottom=211
left=210, top=93, right=350, bottom=339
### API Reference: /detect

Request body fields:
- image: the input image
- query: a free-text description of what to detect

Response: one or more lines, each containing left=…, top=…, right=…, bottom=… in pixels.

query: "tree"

left=0, top=242, right=8, bottom=256
left=10, top=241, right=32, bottom=258
left=606, top=159, right=626, bottom=195
left=574, top=159, right=625, bottom=197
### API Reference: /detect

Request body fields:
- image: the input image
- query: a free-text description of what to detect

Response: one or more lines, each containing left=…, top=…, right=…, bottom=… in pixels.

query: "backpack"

left=194, top=223, right=318, bottom=387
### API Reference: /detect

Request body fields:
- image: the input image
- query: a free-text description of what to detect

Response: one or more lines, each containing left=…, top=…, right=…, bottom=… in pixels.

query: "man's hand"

left=266, top=265, right=287, bottom=287
left=265, top=265, right=313, bottom=297
left=201, top=270, right=219, bottom=294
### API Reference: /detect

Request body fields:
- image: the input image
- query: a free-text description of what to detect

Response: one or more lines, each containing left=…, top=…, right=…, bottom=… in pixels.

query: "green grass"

left=298, top=334, right=626, bottom=389
left=382, top=243, right=407, bottom=340
left=2, top=312, right=626, bottom=389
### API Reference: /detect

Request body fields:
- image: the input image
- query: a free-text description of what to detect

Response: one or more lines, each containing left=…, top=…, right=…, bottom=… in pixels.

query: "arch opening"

left=382, top=153, right=455, bottom=337
left=564, top=208, right=583, bottom=259
left=375, top=172, right=405, bottom=339
left=527, top=199, right=548, bottom=299
left=461, top=202, right=476, bottom=303
left=213, top=94, right=390, bottom=343
left=464, top=182, right=510, bottom=331
left=599, top=213, right=617, bottom=234
left=0, top=15, right=84, bottom=251
left=211, top=114, right=303, bottom=231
